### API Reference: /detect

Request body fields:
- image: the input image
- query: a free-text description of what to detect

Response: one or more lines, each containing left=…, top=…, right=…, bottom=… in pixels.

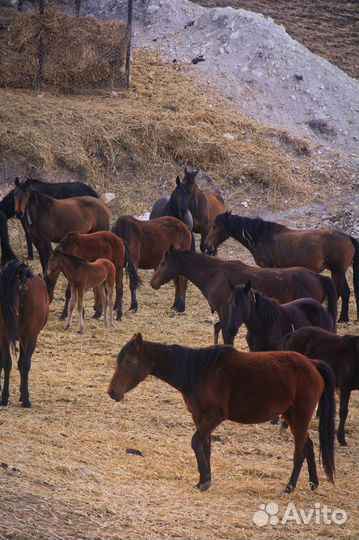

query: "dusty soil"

left=194, top=0, right=359, bottom=80
left=0, top=218, right=358, bottom=540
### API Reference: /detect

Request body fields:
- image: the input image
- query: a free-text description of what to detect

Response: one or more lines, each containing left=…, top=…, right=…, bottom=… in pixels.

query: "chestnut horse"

left=112, top=216, right=193, bottom=313
left=2, top=178, right=99, bottom=259
left=0, top=260, right=49, bottom=408
left=153, top=168, right=225, bottom=252
left=14, top=182, right=110, bottom=272
left=204, top=212, right=359, bottom=322
left=282, top=326, right=359, bottom=446
left=108, top=333, right=335, bottom=493
left=45, top=247, right=115, bottom=334
left=53, top=231, right=141, bottom=321
left=150, top=247, right=337, bottom=345
left=228, top=280, right=335, bottom=351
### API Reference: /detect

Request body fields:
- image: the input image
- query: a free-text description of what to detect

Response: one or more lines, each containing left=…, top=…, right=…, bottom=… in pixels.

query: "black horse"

left=0, top=178, right=99, bottom=259
left=150, top=175, right=194, bottom=229
left=0, top=211, right=18, bottom=265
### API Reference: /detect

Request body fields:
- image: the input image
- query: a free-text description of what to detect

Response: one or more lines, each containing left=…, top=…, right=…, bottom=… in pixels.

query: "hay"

left=0, top=7, right=129, bottom=92
left=0, top=50, right=351, bottom=211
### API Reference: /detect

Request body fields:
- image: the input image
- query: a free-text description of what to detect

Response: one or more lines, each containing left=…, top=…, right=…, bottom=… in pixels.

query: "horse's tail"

left=320, top=275, right=337, bottom=331
left=124, top=241, right=142, bottom=290
left=350, top=236, right=359, bottom=319
left=0, top=211, right=17, bottom=265
left=0, top=261, right=31, bottom=348
left=313, top=359, right=336, bottom=484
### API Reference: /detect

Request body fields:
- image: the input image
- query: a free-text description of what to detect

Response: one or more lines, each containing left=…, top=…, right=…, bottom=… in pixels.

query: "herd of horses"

left=0, top=171, right=357, bottom=495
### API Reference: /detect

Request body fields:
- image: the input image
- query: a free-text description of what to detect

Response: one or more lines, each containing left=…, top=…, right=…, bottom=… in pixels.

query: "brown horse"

left=52, top=231, right=141, bottom=321
left=0, top=260, right=49, bottom=408
left=150, top=248, right=338, bottom=345
left=204, top=212, right=359, bottom=322
left=160, top=168, right=225, bottom=252
left=282, top=326, right=359, bottom=446
left=45, top=247, right=115, bottom=334
left=14, top=181, right=111, bottom=272
left=108, top=334, right=335, bottom=493
left=228, top=280, right=335, bottom=351
left=112, top=216, right=193, bottom=313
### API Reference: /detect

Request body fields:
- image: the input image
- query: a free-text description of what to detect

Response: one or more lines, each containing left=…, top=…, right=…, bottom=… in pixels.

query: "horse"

left=203, top=211, right=359, bottom=322
left=150, top=247, right=338, bottom=345
left=49, top=231, right=141, bottom=321
left=156, top=168, right=225, bottom=252
left=1, top=178, right=99, bottom=259
left=45, top=247, right=115, bottom=334
left=282, top=327, right=359, bottom=446
left=228, top=280, right=335, bottom=352
left=0, top=211, right=17, bottom=265
left=108, top=333, right=335, bottom=493
left=14, top=182, right=110, bottom=272
left=111, top=216, right=193, bottom=313
left=150, top=175, right=194, bottom=230
left=0, top=260, right=49, bottom=408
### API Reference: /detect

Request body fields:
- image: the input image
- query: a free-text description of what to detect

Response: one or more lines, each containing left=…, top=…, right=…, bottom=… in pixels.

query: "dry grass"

left=0, top=7, right=128, bottom=92
left=0, top=50, right=350, bottom=211
left=0, top=221, right=358, bottom=540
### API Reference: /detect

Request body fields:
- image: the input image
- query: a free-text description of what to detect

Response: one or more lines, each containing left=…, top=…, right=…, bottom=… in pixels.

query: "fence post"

left=37, top=0, right=45, bottom=92
left=125, top=0, right=133, bottom=88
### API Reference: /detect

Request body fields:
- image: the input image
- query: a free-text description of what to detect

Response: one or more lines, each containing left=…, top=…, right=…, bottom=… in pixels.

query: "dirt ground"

left=194, top=0, right=359, bottom=79
left=0, top=220, right=357, bottom=540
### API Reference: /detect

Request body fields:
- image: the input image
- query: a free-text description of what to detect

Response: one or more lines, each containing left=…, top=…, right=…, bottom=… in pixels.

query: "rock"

left=103, top=192, right=116, bottom=203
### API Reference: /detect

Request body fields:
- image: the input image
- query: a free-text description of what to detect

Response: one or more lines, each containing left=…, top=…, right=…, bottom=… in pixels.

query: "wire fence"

left=0, top=0, right=131, bottom=93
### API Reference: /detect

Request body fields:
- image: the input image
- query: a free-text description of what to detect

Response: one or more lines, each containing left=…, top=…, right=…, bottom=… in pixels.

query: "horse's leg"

left=305, top=436, right=319, bottom=490
left=213, top=321, right=222, bottom=345
left=77, top=289, right=85, bottom=334
left=92, top=287, right=103, bottom=319
left=36, top=239, right=52, bottom=274
left=59, top=283, right=71, bottom=320
left=337, top=386, right=351, bottom=446
left=191, top=413, right=222, bottom=492
left=0, top=346, right=11, bottom=406
left=21, top=219, right=34, bottom=260
left=129, top=257, right=139, bottom=312
left=65, top=287, right=77, bottom=330
left=100, top=285, right=108, bottom=327
left=115, top=268, right=124, bottom=321
left=18, top=340, right=36, bottom=409
left=282, top=407, right=310, bottom=493
left=331, top=270, right=350, bottom=322
left=172, top=276, right=187, bottom=313
left=108, top=283, right=114, bottom=327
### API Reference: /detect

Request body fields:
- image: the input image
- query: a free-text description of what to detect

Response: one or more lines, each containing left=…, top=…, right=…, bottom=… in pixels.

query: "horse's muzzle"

left=107, top=388, right=124, bottom=402
left=204, top=244, right=215, bottom=255
left=150, top=279, right=160, bottom=290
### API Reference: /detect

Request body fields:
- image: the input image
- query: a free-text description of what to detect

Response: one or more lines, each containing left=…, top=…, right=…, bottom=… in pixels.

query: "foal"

left=45, top=247, right=115, bottom=334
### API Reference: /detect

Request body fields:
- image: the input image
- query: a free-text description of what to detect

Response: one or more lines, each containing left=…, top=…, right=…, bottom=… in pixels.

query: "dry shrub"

left=0, top=7, right=129, bottom=92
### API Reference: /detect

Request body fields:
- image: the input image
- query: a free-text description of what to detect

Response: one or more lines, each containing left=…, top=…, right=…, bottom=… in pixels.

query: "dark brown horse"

left=2, top=177, right=99, bottom=259
left=228, top=280, right=335, bottom=351
left=112, top=216, right=193, bottom=313
left=108, top=334, right=335, bottom=493
left=14, top=182, right=111, bottom=272
left=154, top=168, right=225, bottom=252
left=45, top=247, right=115, bottom=334
left=282, top=326, right=359, bottom=446
left=0, top=260, right=49, bottom=408
left=204, top=212, right=359, bottom=322
left=53, top=231, right=141, bottom=321
left=150, top=248, right=338, bottom=345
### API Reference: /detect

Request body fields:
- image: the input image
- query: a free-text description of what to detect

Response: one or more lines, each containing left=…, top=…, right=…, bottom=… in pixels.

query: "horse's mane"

left=55, top=249, right=88, bottom=266
left=0, top=261, right=33, bottom=346
left=252, top=290, right=280, bottom=326
left=151, top=342, right=227, bottom=395
left=29, top=189, right=54, bottom=212
left=230, top=215, right=288, bottom=246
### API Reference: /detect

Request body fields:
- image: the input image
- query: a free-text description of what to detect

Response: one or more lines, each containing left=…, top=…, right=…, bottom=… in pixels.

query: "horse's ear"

left=176, top=176, right=181, bottom=186
left=244, top=280, right=252, bottom=292
left=134, top=333, right=143, bottom=352
left=15, top=177, right=20, bottom=187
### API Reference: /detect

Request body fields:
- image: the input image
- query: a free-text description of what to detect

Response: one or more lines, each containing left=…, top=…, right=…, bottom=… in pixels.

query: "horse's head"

left=203, top=211, right=231, bottom=254
left=107, top=333, right=150, bottom=402
left=169, top=176, right=192, bottom=220
left=150, top=245, right=178, bottom=290
left=13, top=177, right=31, bottom=219
left=44, top=247, right=62, bottom=294
left=228, top=280, right=255, bottom=336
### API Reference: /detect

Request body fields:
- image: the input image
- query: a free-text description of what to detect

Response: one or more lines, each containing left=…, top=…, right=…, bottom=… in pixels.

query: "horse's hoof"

left=59, top=314, right=67, bottom=321
left=64, top=325, right=70, bottom=331
left=284, top=484, right=295, bottom=493
left=338, top=440, right=348, bottom=447
left=22, top=401, right=31, bottom=409
left=338, top=317, right=349, bottom=323
left=309, top=482, right=318, bottom=491
left=280, top=421, right=289, bottom=433
left=77, top=329, right=84, bottom=335
left=271, top=416, right=280, bottom=425
left=0, top=400, right=8, bottom=407
left=195, top=479, right=211, bottom=492
left=129, top=306, right=138, bottom=313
